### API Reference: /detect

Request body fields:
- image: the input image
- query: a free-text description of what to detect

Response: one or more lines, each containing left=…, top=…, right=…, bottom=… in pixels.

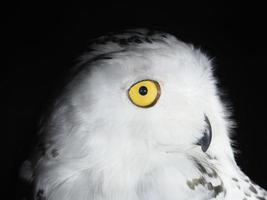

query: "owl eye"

left=128, top=80, right=161, bottom=108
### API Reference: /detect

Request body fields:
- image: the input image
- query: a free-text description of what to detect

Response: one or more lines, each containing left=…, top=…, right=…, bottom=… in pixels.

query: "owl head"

left=37, top=29, right=234, bottom=166
left=21, top=29, right=238, bottom=200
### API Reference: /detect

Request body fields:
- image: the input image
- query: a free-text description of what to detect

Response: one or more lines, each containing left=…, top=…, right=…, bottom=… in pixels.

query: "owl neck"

left=207, top=151, right=267, bottom=200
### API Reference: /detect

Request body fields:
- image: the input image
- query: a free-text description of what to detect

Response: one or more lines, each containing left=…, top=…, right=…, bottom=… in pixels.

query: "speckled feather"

left=20, top=29, right=266, bottom=200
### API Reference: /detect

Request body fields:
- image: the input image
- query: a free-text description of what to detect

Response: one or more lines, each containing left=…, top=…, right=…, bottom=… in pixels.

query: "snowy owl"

left=20, top=29, right=267, bottom=200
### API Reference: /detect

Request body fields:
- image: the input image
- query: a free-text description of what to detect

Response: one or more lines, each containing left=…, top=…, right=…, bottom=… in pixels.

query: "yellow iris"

left=128, top=80, right=161, bottom=108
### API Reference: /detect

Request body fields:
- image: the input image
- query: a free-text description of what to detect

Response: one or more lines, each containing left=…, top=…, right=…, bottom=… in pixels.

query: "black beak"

left=197, top=114, right=212, bottom=152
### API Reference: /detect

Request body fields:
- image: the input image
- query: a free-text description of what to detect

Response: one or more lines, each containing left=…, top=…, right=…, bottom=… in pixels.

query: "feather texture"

left=20, top=29, right=267, bottom=200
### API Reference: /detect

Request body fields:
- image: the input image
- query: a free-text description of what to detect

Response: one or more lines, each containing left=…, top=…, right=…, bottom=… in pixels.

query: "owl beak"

left=196, top=114, right=212, bottom=152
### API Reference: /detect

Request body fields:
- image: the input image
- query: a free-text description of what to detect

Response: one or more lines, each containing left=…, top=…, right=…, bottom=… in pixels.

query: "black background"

left=5, top=1, right=267, bottom=199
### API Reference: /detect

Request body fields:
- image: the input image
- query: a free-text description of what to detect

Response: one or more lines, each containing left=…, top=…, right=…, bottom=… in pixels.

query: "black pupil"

left=139, top=86, right=148, bottom=96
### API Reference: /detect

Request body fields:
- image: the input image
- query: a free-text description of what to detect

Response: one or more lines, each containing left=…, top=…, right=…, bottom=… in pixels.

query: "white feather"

left=21, top=29, right=266, bottom=200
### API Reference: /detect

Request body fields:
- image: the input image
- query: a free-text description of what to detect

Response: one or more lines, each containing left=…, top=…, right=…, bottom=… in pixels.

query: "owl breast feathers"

left=20, top=29, right=267, bottom=200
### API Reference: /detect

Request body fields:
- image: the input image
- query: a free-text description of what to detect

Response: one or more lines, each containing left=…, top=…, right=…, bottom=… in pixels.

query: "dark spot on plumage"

left=243, top=198, right=248, bottom=200
left=232, top=177, right=239, bottom=182
left=82, top=54, right=113, bottom=65
left=197, top=177, right=206, bottom=185
left=207, top=182, right=213, bottom=190
left=36, top=189, right=45, bottom=200
left=191, top=157, right=218, bottom=178
left=212, top=184, right=225, bottom=198
left=186, top=180, right=195, bottom=190
left=256, top=196, right=266, bottom=200
left=127, top=35, right=152, bottom=44
left=249, top=184, right=258, bottom=194
left=206, top=154, right=213, bottom=160
left=161, top=34, right=167, bottom=38
left=51, top=149, right=59, bottom=157
left=245, top=179, right=250, bottom=183
left=245, top=192, right=251, bottom=197
left=187, top=173, right=226, bottom=198
left=134, top=38, right=142, bottom=43
left=145, top=38, right=153, bottom=43
left=119, top=38, right=128, bottom=46
left=186, top=176, right=206, bottom=190
left=237, top=185, right=241, bottom=189
left=206, top=154, right=218, bottom=160
left=193, top=158, right=208, bottom=174
left=126, top=35, right=141, bottom=43
left=208, top=168, right=218, bottom=178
